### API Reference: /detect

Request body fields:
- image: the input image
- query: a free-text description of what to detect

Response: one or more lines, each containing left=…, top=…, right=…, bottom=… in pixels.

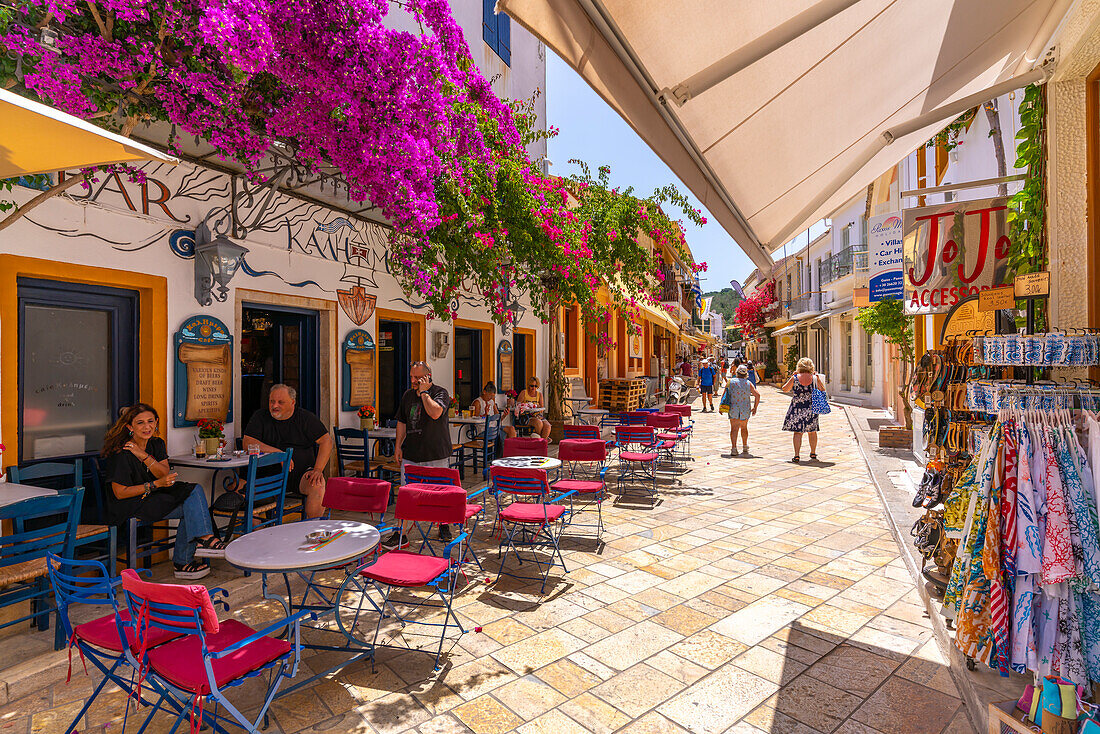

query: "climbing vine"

left=1006, top=83, right=1047, bottom=278
left=925, top=107, right=978, bottom=152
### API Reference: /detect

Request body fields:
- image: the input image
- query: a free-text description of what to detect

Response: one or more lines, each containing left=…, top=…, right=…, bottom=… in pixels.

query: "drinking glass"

left=194, top=439, right=206, bottom=459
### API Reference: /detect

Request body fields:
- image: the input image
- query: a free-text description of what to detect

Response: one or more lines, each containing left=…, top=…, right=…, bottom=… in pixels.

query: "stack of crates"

left=597, top=378, right=647, bottom=412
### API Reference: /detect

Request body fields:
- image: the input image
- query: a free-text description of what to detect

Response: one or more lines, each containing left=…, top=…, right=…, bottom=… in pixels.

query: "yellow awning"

left=1, top=88, right=177, bottom=178
left=679, top=332, right=704, bottom=348
left=636, top=301, right=680, bottom=334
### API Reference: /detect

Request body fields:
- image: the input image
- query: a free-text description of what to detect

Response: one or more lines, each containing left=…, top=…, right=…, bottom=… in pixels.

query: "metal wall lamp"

left=194, top=221, right=249, bottom=306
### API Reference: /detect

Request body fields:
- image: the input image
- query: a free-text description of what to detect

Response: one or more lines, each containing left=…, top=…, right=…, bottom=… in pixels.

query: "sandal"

left=174, top=560, right=211, bottom=580
left=809, top=453, right=818, bottom=461
left=792, top=456, right=800, bottom=463
left=194, top=536, right=229, bottom=559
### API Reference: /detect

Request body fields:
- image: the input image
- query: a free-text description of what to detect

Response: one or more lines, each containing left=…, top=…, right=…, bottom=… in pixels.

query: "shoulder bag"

left=810, top=374, right=831, bottom=415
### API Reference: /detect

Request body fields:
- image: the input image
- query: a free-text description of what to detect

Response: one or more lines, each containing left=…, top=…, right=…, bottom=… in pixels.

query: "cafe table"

left=0, top=482, right=56, bottom=509
left=490, top=456, right=562, bottom=471
left=224, top=519, right=382, bottom=696
left=450, top=415, right=486, bottom=441
left=169, top=453, right=250, bottom=494
left=577, top=408, right=610, bottom=426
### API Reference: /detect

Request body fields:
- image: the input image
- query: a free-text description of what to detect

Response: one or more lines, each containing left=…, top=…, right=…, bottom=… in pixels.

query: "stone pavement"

left=0, top=386, right=978, bottom=734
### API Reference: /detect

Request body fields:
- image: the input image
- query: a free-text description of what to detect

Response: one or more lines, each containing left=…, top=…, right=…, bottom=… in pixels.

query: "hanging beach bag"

left=810, top=375, right=831, bottom=415
left=718, top=384, right=731, bottom=415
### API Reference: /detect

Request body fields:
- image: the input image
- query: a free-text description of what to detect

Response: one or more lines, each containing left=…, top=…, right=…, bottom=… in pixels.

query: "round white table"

left=491, top=456, right=562, bottom=471
left=578, top=408, right=609, bottom=426
left=225, top=520, right=380, bottom=574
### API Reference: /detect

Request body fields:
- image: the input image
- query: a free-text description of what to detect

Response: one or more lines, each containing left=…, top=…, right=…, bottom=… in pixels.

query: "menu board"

left=498, top=340, right=514, bottom=392
left=174, top=315, right=234, bottom=427
left=342, top=329, right=376, bottom=410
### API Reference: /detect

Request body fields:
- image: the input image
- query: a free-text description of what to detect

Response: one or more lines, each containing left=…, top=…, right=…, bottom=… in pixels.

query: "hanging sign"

left=341, top=329, right=376, bottom=410
left=940, top=295, right=996, bottom=344
left=978, top=285, right=1015, bottom=312
left=868, top=212, right=904, bottom=301
left=903, top=196, right=1013, bottom=315
left=174, top=315, right=233, bottom=427
left=853, top=287, right=871, bottom=308
left=497, top=340, right=514, bottom=392
left=628, top=332, right=644, bottom=359
left=1014, top=271, right=1050, bottom=299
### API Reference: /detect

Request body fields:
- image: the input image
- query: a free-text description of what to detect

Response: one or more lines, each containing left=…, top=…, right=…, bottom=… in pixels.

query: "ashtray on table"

left=306, top=529, right=337, bottom=543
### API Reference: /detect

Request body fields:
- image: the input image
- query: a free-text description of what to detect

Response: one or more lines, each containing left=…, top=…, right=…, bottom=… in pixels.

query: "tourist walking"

left=781, top=358, right=826, bottom=462
left=103, top=403, right=227, bottom=580
left=721, top=364, right=760, bottom=455
left=698, top=359, right=717, bottom=412
left=394, top=360, right=454, bottom=543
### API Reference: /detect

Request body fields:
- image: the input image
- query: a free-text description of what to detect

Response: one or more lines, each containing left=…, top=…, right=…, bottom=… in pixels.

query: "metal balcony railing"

left=823, top=245, right=869, bottom=281
left=784, top=292, right=823, bottom=318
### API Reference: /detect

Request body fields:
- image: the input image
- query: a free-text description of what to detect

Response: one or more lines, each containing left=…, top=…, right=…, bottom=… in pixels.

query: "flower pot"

left=360, top=417, right=375, bottom=431
left=204, top=437, right=221, bottom=456
left=448, top=407, right=457, bottom=418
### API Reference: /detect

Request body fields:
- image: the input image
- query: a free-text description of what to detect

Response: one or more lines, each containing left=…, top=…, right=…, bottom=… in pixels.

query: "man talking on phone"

left=388, top=361, right=454, bottom=548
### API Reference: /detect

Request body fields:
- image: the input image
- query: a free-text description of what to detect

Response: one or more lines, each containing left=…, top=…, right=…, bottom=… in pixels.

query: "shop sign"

left=628, top=332, right=644, bottom=359
left=497, top=340, right=514, bottom=392
left=174, top=315, right=233, bottom=428
left=978, top=285, right=1015, bottom=312
left=868, top=212, right=903, bottom=301
left=341, top=329, right=376, bottom=410
left=940, top=295, right=996, bottom=343
left=1014, top=271, right=1050, bottom=299
left=903, top=196, right=1013, bottom=315
left=853, top=287, right=870, bottom=308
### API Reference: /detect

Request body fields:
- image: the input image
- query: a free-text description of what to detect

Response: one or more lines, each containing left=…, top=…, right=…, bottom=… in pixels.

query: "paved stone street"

left=0, top=386, right=977, bottom=734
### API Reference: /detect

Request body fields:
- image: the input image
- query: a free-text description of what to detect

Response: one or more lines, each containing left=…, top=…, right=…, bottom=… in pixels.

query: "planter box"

left=878, top=426, right=913, bottom=449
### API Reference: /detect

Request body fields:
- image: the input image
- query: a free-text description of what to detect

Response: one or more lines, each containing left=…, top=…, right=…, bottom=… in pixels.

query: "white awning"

left=499, top=0, right=1067, bottom=273
left=773, top=321, right=807, bottom=336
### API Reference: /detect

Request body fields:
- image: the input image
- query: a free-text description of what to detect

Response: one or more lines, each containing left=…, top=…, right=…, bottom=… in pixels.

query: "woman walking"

left=721, top=364, right=760, bottom=455
left=781, top=358, right=826, bottom=462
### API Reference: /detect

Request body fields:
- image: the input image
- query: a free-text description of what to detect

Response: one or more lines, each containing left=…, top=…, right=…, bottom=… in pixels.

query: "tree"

left=855, top=299, right=915, bottom=429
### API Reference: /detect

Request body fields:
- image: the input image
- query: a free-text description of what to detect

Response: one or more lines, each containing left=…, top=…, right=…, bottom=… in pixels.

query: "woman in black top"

left=102, top=403, right=226, bottom=580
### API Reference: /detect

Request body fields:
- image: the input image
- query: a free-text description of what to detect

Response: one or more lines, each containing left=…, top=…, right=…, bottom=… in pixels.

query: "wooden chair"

left=456, top=414, right=502, bottom=480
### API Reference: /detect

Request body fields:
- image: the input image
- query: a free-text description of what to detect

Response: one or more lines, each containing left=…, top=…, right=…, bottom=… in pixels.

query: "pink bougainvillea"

left=733, top=280, right=776, bottom=338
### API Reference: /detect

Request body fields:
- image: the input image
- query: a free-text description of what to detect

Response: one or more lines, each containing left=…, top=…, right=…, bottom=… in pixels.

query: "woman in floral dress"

left=781, top=357, right=826, bottom=462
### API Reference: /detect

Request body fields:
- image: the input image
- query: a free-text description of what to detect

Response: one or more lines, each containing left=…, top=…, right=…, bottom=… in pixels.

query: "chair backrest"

left=646, top=413, right=681, bottom=429
left=619, top=412, right=649, bottom=426
left=395, top=484, right=467, bottom=524
left=480, top=414, right=501, bottom=447
left=8, top=459, right=83, bottom=490
left=323, top=477, right=390, bottom=515
left=563, top=424, right=599, bottom=440
left=490, top=466, right=551, bottom=498
left=120, top=568, right=219, bottom=637
left=403, top=465, right=461, bottom=486
left=558, top=438, right=607, bottom=462
left=333, top=427, right=371, bottom=475
left=0, top=491, right=82, bottom=570
left=502, top=436, right=548, bottom=457
left=664, top=404, right=692, bottom=418
left=569, top=378, right=591, bottom=402
left=46, top=554, right=120, bottom=640
left=243, top=450, right=292, bottom=532
left=615, top=426, right=656, bottom=448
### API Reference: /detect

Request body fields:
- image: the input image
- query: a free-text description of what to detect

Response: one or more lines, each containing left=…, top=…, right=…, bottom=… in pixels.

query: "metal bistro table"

left=450, top=415, right=486, bottom=441
left=490, top=456, right=562, bottom=471
left=0, top=482, right=56, bottom=509
left=577, top=408, right=610, bottom=426
left=224, top=520, right=381, bottom=695
left=169, top=453, right=250, bottom=495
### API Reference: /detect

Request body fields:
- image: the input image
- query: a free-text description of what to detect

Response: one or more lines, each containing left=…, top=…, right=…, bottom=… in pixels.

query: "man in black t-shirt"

left=243, top=383, right=333, bottom=518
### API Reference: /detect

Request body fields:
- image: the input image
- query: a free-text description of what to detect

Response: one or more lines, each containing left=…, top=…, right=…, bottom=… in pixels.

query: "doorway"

left=454, top=327, right=482, bottom=410
left=241, top=305, right=319, bottom=429
left=513, top=331, right=531, bottom=391
left=378, top=320, right=412, bottom=424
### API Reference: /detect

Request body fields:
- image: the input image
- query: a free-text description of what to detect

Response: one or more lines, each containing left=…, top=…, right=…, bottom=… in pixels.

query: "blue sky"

left=545, top=52, right=757, bottom=293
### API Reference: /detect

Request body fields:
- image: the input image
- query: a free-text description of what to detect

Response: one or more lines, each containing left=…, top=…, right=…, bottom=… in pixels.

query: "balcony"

left=783, top=292, right=823, bottom=319
left=821, top=245, right=869, bottom=283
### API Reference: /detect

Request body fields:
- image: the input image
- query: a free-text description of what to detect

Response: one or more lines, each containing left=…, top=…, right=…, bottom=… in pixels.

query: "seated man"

left=243, top=383, right=333, bottom=519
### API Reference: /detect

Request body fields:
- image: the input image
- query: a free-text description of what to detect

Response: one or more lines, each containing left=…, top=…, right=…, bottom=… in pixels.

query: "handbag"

left=719, top=384, right=731, bottom=415
left=810, top=374, right=831, bottom=415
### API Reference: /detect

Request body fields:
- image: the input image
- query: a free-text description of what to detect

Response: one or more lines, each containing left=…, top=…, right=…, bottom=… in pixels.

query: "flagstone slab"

left=658, top=664, right=778, bottom=734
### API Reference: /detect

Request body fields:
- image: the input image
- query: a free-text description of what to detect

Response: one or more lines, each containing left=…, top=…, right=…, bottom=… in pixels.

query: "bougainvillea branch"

left=733, top=280, right=776, bottom=338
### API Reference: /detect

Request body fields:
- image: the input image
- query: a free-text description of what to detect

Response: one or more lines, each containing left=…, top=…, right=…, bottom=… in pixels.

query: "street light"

left=194, top=222, right=249, bottom=306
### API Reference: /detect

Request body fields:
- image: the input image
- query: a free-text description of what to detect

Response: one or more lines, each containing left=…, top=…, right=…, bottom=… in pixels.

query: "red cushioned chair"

left=490, top=466, right=577, bottom=593
left=340, top=483, right=469, bottom=669
left=502, top=436, right=548, bottom=457
left=563, top=423, right=616, bottom=452
left=401, top=465, right=487, bottom=571
left=646, top=413, right=688, bottom=466
left=662, top=404, right=694, bottom=451
left=120, top=569, right=311, bottom=734
left=614, top=425, right=659, bottom=497
left=553, top=439, right=609, bottom=540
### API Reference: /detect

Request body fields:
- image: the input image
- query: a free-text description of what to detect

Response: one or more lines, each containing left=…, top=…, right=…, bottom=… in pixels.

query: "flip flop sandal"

left=792, top=456, right=801, bottom=463
left=174, top=561, right=211, bottom=580
left=194, top=536, right=229, bottom=558
left=809, top=453, right=818, bottom=460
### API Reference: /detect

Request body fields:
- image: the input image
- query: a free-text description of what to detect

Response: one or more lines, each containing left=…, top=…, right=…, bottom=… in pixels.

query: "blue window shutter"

left=482, top=0, right=498, bottom=50
left=497, top=12, right=511, bottom=66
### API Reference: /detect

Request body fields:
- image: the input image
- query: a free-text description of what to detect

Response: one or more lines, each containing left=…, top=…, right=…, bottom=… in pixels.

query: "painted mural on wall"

left=174, top=315, right=233, bottom=427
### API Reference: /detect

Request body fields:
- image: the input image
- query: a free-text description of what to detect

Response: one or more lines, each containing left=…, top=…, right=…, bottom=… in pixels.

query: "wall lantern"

left=194, top=222, right=248, bottom=306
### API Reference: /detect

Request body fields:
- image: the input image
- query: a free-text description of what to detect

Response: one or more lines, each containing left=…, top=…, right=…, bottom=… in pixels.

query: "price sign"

left=978, top=285, right=1015, bottom=312
left=1013, top=271, right=1050, bottom=299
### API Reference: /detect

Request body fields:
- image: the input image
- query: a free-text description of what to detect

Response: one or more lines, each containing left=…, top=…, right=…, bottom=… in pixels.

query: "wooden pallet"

left=597, top=379, right=646, bottom=412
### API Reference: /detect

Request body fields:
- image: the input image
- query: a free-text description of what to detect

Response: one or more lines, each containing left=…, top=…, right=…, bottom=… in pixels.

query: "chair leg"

left=108, top=526, right=118, bottom=578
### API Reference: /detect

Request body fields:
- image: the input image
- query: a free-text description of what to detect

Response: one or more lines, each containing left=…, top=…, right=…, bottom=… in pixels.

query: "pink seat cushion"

left=396, top=484, right=467, bottom=524
left=558, top=439, right=607, bottom=462
left=324, top=477, right=390, bottom=514
left=402, top=465, right=461, bottom=486
left=656, top=441, right=676, bottom=450
left=464, top=504, right=483, bottom=520
left=552, top=479, right=604, bottom=495
left=360, top=551, right=450, bottom=586
left=503, top=437, right=548, bottom=457
left=120, top=569, right=220, bottom=634
left=75, top=610, right=180, bottom=653
left=146, top=619, right=290, bottom=694
left=499, top=503, right=567, bottom=523
left=620, top=451, right=658, bottom=462
left=656, top=432, right=682, bottom=441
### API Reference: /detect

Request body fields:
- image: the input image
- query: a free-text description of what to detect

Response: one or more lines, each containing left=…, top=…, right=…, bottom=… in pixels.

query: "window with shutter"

left=482, top=0, right=511, bottom=66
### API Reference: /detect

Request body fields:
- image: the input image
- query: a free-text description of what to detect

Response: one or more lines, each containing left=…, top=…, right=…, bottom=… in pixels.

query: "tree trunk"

left=546, top=305, right=567, bottom=422
left=984, top=100, right=1008, bottom=197
left=0, top=173, right=88, bottom=233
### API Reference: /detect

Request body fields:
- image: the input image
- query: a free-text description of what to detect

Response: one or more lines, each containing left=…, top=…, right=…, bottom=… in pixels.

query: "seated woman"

left=102, top=403, right=227, bottom=580
left=471, top=381, right=516, bottom=438
left=516, top=376, right=552, bottom=440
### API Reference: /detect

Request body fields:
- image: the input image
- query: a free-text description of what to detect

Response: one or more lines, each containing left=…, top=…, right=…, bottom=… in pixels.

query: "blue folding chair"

left=614, top=426, right=659, bottom=497
left=455, top=414, right=501, bottom=480
left=9, top=460, right=117, bottom=576
left=403, top=465, right=487, bottom=571
left=0, top=491, right=82, bottom=649
left=490, top=466, right=575, bottom=593
left=212, top=450, right=292, bottom=542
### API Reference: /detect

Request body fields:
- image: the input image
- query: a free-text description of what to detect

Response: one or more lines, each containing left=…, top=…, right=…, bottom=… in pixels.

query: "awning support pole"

left=661, top=0, right=862, bottom=106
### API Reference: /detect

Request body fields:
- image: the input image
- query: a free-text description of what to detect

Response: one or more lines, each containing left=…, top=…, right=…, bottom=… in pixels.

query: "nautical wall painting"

left=174, top=315, right=233, bottom=428
left=342, top=329, right=376, bottom=411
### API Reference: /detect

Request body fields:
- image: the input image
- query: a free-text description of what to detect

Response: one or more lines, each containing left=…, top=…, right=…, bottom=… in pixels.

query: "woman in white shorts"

left=721, top=365, right=761, bottom=456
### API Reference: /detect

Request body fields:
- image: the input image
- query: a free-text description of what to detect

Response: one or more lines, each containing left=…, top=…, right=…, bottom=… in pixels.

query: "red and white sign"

left=902, top=197, right=1013, bottom=315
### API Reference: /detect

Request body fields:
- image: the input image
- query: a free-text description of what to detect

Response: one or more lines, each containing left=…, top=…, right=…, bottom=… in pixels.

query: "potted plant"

left=197, top=418, right=225, bottom=456
left=449, top=394, right=460, bottom=418
left=357, top=404, right=377, bottom=431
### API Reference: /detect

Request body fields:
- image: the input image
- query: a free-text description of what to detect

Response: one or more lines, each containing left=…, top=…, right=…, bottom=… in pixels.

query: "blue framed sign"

left=174, top=315, right=233, bottom=428
left=497, top=339, right=514, bottom=392
left=342, top=329, right=376, bottom=411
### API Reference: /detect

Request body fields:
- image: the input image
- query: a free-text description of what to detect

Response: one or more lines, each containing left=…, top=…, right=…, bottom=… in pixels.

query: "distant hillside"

left=703, top=287, right=742, bottom=325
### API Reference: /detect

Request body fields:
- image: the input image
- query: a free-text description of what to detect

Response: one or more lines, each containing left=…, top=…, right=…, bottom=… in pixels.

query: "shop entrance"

left=512, top=331, right=531, bottom=391
left=240, top=305, right=319, bottom=429
left=454, top=327, right=482, bottom=409
left=378, top=320, right=412, bottom=424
